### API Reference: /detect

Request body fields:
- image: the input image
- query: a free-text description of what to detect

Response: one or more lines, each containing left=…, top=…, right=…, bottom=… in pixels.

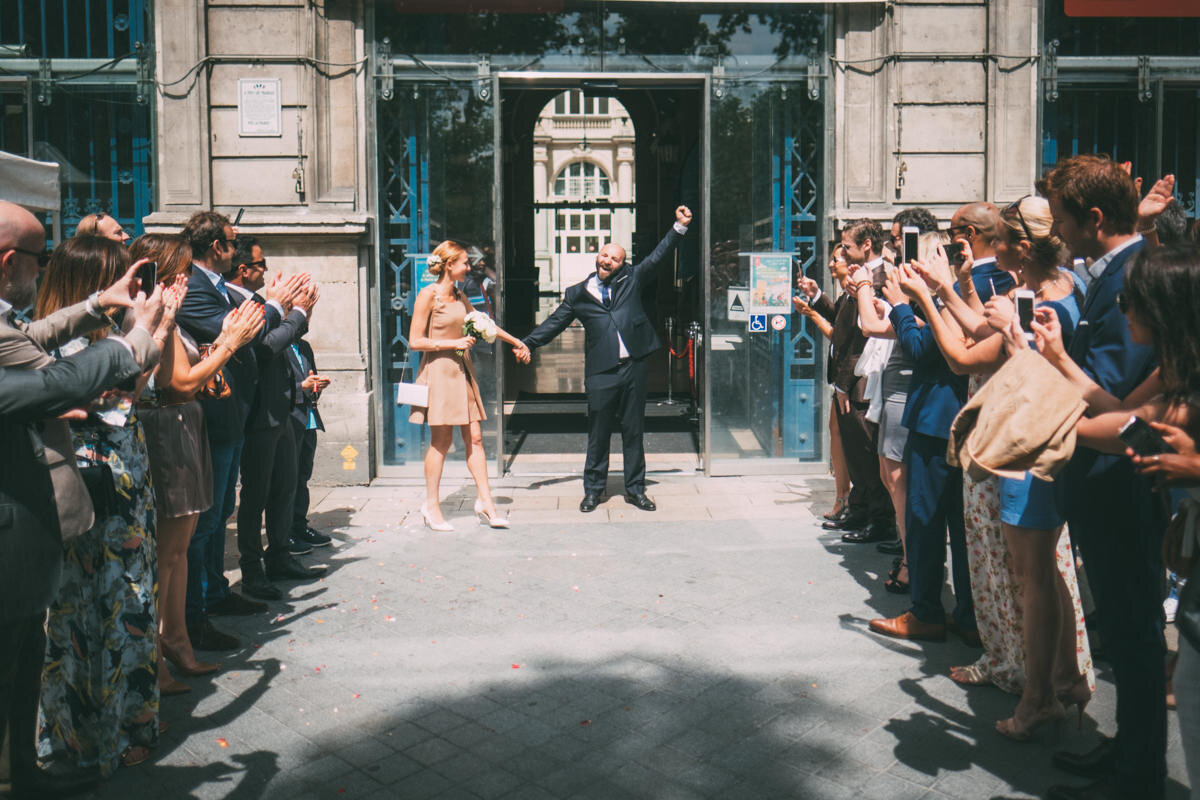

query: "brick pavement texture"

left=81, top=473, right=1190, bottom=799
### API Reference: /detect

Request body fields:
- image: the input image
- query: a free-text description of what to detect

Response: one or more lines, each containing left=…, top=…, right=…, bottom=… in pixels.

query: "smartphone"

left=944, top=241, right=965, bottom=267
left=1118, top=415, right=1173, bottom=457
left=902, top=226, right=920, bottom=265
left=136, top=260, right=157, bottom=294
left=1015, top=289, right=1035, bottom=333
left=233, top=207, right=245, bottom=226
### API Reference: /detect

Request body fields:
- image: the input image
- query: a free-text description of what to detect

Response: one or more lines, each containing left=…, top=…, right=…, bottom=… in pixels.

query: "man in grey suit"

left=0, top=199, right=162, bottom=798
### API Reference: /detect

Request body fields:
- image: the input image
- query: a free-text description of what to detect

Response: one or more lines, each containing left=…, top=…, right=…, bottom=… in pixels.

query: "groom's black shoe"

left=580, top=492, right=604, bottom=513
left=625, top=493, right=656, bottom=511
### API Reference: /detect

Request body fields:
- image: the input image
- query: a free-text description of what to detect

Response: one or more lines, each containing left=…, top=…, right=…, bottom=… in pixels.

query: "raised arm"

left=0, top=339, right=142, bottom=422
left=162, top=301, right=266, bottom=399
left=632, top=205, right=691, bottom=285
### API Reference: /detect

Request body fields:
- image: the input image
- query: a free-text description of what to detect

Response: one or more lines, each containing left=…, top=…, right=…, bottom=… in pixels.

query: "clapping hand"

left=301, top=370, right=332, bottom=394
left=217, top=297, right=266, bottom=350
left=1138, top=174, right=1176, bottom=228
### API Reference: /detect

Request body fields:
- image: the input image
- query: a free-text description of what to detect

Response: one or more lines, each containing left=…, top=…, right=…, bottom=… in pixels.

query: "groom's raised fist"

left=676, top=206, right=692, bottom=226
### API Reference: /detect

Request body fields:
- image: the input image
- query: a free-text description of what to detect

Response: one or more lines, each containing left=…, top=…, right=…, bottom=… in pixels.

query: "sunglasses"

left=246, top=259, right=267, bottom=270
left=9, top=247, right=51, bottom=267
left=1005, top=195, right=1036, bottom=243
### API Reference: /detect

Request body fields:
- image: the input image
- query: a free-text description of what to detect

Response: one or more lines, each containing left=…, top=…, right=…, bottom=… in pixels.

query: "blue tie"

left=216, top=276, right=233, bottom=305
left=600, top=281, right=611, bottom=307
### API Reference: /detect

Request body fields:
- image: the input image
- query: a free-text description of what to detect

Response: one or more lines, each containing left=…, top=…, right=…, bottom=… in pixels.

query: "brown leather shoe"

left=868, top=611, right=946, bottom=642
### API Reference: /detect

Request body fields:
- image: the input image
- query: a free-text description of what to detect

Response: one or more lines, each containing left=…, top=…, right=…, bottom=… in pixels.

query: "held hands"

left=512, top=342, right=532, bottom=364
left=675, top=205, right=693, bottom=227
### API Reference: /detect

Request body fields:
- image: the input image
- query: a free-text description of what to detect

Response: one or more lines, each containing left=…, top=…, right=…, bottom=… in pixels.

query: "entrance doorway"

left=497, top=78, right=704, bottom=475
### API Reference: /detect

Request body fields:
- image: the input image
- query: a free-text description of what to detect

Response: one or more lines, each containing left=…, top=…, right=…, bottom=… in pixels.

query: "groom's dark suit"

left=523, top=223, right=686, bottom=496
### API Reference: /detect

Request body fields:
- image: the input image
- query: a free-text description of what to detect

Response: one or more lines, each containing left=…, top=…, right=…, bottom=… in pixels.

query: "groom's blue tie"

left=600, top=280, right=611, bottom=307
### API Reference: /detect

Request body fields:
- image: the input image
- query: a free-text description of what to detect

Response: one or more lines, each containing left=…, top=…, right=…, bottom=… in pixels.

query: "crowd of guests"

left=796, top=154, right=1200, bottom=800
left=0, top=204, right=331, bottom=797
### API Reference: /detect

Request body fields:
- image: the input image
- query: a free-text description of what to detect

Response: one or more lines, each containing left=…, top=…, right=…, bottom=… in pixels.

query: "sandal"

left=884, top=560, right=908, bottom=594
left=121, top=745, right=150, bottom=768
left=823, top=495, right=849, bottom=521
left=949, top=663, right=991, bottom=686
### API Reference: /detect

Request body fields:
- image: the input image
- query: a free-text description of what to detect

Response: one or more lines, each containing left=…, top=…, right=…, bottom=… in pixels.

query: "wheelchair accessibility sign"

left=748, top=314, right=768, bottom=333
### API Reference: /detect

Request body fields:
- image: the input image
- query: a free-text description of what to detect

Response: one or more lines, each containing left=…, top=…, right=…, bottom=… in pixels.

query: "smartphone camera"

left=1015, top=289, right=1035, bottom=333
left=944, top=241, right=965, bottom=267
left=901, top=226, right=920, bottom=265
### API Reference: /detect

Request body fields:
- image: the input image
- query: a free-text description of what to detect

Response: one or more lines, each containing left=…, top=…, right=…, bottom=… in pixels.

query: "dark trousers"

left=0, top=613, right=47, bottom=779
left=836, top=395, right=893, bottom=525
left=291, top=418, right=317, bottom=536
left=904, top=431, right=974, bottom=630
left=237, top=423, right=298, bottom=572
left=584, top=357, right=647, bottom=496
left=1069, top=464, right=1167, bottom=796
left=186, top=438, right=240, bottom=626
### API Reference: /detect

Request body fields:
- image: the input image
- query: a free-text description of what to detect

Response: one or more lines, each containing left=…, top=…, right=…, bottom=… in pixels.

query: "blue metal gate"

left=0, top=0, right=154, bottom=237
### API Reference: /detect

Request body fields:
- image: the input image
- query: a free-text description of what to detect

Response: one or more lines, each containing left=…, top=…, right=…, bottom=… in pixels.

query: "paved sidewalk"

left=87, top=471, right=1189, bottom=799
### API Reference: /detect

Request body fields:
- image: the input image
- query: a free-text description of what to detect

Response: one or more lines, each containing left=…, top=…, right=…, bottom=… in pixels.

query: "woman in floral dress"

left=36, top=235, right=166, bottom=774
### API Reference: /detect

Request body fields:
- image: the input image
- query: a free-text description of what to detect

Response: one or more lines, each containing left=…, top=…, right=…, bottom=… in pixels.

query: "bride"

left=408, top=240, right=530, bottom=530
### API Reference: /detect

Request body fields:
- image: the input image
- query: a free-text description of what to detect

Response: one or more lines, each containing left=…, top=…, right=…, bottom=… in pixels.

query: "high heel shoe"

left=995, top=701, right=1066, bottom=742
left=823, top=495, right=849, bottom=521
left=161, top=642, right=218, bottom=677
left=421, top=504, right=454, bottom=532
left=1057, top=681, right=1093, bottom=731
left=474, top=500, right=510, bottom=529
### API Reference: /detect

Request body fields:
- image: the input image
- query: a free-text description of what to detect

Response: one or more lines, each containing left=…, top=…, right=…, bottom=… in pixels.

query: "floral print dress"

left=960, top=374, right=1094, bottom=694
left=39, top=361, right=159, bottom=776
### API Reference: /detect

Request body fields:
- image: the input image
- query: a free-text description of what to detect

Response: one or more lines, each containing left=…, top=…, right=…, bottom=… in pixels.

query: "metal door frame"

left=494, top=71, right=710, bottom=477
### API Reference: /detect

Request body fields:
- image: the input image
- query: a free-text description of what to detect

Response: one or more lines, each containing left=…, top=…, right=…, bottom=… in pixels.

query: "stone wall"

left=832, top=0, right=1039, bottom=224
left=145, top=0, right=372, bottom=485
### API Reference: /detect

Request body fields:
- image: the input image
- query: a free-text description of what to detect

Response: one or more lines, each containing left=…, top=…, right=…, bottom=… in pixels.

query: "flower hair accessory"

left=426, top=253, right=444, bottom=270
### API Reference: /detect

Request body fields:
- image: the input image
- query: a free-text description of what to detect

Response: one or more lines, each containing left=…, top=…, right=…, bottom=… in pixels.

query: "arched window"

left=552, top=161, right=611, bottom=199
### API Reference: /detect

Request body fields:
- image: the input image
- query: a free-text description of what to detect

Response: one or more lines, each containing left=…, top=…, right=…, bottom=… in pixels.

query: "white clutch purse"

left=395, top=381, right=429, bottom=408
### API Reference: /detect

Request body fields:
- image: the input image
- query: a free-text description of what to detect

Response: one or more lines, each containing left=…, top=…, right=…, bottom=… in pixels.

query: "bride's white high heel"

left=420, top=504, right=454, bottom=532
left=474, top=499, right=510, bottom=529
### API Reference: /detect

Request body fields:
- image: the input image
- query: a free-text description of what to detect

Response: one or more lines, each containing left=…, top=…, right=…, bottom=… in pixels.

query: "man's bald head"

left=952, top=202, right=1000, bottom=244
left=0, top=201, right=47, bottom=308
left=0, top=200, right=44, bottom=251
left=595, top=242, right=627, bottom=282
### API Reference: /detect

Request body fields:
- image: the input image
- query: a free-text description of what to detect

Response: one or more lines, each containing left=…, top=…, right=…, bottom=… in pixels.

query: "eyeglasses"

left=1116, top=292, right=1129, bottom=314
left=947, top=224, right=972, bottom=238
left=8, top=247, right=51, bottom=267
left=246, top=260, right=267, bottom=270
left=216, top=237, right=238, bottom=249
left=1006, top=195, right=1036, bottom=243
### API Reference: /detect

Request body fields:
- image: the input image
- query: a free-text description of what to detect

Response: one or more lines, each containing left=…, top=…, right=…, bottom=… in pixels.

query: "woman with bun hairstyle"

left=408, top=240, right=531, bottom=530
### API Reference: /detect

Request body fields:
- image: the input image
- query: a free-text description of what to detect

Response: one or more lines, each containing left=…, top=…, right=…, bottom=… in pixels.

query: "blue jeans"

left=185, top=439, right=242, bottom=627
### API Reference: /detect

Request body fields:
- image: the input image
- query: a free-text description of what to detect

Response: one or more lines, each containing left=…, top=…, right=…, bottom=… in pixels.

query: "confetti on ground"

left=579, top=720, right=592, bottom=726
left=216, top=738, right=228, bottom=748
left=512, top=664, right=521, bottom=669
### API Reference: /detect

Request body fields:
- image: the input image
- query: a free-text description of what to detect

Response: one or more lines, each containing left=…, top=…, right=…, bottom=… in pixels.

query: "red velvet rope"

left=667, top=339, right=695, bottom=382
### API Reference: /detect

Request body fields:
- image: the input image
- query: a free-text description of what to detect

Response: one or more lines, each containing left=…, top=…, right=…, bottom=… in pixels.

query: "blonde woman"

left=409, top=240, right=530, bottom=530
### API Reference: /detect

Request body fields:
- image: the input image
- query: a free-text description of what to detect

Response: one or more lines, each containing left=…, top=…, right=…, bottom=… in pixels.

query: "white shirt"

left=1088, top=234, right=1143, bottom=280
left=223, top=278, right=292, bottom=318
left=0, top=296, right=12, bottom=324
left=579, top=221, right=688, bottom=361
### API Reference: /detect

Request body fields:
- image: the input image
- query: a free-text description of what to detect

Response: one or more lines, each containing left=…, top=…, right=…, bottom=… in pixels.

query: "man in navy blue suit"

left=869, top=203, right=1012, bottom=645
left=522, top=206, right=692, bottom=513
left=1038, top=156, right=1163, bottom=800
left=175, top=211, right=301, bottom=650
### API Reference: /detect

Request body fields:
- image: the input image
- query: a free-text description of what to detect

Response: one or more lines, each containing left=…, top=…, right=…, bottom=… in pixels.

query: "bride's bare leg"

left=461, top=422, right=496, bottom=514
left=425, top=425, right=452, bottom=522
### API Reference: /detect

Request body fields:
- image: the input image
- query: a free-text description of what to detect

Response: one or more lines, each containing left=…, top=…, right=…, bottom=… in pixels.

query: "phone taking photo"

left=1118, top=415, right=1173, bottom=457
left=902, top=226, right=919, bottom=265
left=136, top=260, right=158, bottom=294
left=944, top=241, right=965, bottom=267
left=1015, top=289, right=1035, bottom=333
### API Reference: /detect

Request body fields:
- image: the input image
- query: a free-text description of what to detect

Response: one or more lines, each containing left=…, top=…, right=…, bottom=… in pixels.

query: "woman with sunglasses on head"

left=75, top=212, right=130, bottom=246
left=128, top=234, right=265, bottom=695
left=897, top=195, right=1094, bottom=739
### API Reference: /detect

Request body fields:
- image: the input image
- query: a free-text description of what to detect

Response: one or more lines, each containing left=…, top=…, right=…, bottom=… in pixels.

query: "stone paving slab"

left=70, top=471, right=1192, bottom=799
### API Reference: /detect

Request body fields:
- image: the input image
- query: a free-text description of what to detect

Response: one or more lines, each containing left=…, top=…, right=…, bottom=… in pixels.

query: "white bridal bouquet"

left=459, top=310, right=498, bottom=356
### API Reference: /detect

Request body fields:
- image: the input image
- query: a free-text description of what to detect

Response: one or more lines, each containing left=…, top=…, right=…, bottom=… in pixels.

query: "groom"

left=523, top=205, right=692, bottom=513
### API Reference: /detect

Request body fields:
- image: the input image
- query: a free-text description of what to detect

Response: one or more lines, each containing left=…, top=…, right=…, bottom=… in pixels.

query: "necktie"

left=216, top=276, right=233, bottom=305
left=600, top=280, right=611, bottom=307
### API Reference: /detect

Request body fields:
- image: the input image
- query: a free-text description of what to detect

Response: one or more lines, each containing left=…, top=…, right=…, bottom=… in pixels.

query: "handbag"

left=198, top=344, right=232, bottom=399
left=396, top=381, right=429, bottom=408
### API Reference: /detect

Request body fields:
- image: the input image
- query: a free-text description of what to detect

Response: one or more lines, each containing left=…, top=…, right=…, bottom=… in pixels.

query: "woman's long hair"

left=35, top=235, right=130, bottom=340
left=130, top=233, right=192, bottom=285
left=1123, top=243, right=1200, bottom=400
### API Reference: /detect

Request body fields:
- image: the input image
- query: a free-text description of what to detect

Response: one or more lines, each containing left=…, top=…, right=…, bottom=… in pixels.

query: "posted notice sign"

left=744, top=252, right=793, bottom=315
left=727, top=286, right=749, bottom=322
left=238, top=78, right=282, bottom=137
